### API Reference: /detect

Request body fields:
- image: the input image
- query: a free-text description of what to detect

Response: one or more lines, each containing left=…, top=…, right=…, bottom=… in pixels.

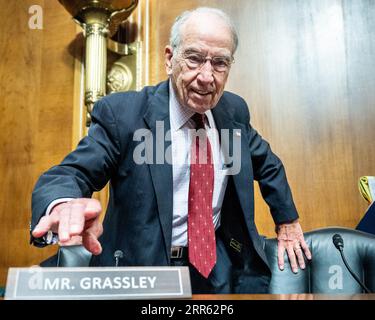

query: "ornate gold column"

left=58, top=0, right=138, bottom=125
left=58, top=0, right=139, bottom=213
left=83, top=11, right=108, bottom=123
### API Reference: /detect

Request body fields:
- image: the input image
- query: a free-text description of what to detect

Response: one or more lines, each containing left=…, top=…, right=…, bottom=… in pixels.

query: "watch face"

left=30, top=235, right=48, bottom=248
left=45, top=230, right=54, bottom=243
left=30, top=230, right=57, bottom=247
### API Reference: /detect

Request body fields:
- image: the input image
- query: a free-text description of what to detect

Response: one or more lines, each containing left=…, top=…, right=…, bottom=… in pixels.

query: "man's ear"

left=165, top=45, right=173, bottom=75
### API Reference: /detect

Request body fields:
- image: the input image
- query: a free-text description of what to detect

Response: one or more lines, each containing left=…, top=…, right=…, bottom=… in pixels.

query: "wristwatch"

left=29, top=225, right=58, bottom=248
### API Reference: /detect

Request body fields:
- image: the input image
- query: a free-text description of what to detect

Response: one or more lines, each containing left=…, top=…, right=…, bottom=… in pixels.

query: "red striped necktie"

left=188, top=113, right=216, bottom=278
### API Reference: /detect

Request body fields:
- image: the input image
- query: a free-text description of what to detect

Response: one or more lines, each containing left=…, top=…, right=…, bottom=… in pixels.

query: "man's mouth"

left=191, top=89, right=212, bottom=96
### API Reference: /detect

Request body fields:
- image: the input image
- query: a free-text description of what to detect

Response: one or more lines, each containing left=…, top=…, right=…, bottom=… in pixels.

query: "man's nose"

left=197, top=60, right=214, bottom=84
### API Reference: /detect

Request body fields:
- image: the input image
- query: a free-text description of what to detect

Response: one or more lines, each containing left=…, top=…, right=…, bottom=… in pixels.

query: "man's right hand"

left=31, top=198, right=103, bottom=255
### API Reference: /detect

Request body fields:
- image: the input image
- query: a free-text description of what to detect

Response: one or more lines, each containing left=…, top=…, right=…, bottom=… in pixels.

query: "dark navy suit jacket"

left=32, top=80, right=299, bottom=292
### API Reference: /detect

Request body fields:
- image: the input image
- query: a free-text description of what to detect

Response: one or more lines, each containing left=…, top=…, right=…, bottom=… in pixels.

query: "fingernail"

left=70, top=225, right=80, bottom=234
left=293, top=268, right=298, bottom=273
left=60, top=232, right=69, bottom=241
left=279, top=265, right=284, bottom=271
left=301, top=265, right=305, bottom=269
left=93, top=246, right=102, bottom=255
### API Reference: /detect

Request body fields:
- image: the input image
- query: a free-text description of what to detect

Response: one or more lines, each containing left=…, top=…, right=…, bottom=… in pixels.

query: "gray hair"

left=169, top=7, right=238, bottom=54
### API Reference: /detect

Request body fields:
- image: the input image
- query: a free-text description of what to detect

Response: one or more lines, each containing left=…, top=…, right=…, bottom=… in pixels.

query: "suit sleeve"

left=31, top=98, right=121, bottom=230
left=243, top=105, right=299, bottom=225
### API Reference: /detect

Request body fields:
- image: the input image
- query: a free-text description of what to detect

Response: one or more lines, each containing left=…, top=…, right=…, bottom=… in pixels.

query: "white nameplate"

left=5, top=266, right=192, bottom=300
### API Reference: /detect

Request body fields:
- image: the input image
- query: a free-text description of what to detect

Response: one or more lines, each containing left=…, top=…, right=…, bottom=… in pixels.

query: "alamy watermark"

left=29, top=5, right=43, bottom=30
left=132, top=121, right=242, bottom=175
left=328, top=265, right=343, bottom=290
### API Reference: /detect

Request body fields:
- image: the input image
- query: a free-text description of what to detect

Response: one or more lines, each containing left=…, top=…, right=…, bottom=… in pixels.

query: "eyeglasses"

left=180, top=51, right=234, bottom=73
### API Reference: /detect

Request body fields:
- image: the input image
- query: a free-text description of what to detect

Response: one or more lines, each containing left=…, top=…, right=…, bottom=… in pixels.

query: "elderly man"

left=31, top=7, right=311, bottom=293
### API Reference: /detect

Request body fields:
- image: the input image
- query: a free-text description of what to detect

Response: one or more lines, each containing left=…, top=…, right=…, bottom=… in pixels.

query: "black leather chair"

left=57, top=245, right=92, bottom=267
left=40, top=245, right=91, bottom=268
left=55, top=227, right=375, bottom=294
left=264, top=227, right=375, bottom=294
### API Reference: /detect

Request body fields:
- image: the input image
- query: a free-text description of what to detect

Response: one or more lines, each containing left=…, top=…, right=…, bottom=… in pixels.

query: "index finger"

left=58, top=205, right=73, bottom=242
left=277, top=243, right=286, bottom=271
left=68, top=202, right=86, bottom=235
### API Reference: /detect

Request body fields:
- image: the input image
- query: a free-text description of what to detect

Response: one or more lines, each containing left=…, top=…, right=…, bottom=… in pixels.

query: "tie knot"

left=191, top=113, right=206, bottom=129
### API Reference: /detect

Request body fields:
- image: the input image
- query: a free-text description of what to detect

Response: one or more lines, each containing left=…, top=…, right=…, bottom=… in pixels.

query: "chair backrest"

left=264, top=227, right=375, bottom=294
left=57, top=245, right=92, bottom=267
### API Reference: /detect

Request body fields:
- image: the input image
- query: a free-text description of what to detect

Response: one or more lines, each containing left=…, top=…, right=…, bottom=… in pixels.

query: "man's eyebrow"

left=183, top=48, right=231, bottom=59
left=183, top=48, right=203, bottom=54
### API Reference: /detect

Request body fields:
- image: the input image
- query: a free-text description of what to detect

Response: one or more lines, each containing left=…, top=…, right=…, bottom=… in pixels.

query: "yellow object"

left=358, top=176, right=375, bottom=203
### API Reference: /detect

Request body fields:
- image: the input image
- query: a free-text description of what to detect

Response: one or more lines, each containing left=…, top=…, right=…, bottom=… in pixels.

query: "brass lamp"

left=58, top=0, right=138, bottom=125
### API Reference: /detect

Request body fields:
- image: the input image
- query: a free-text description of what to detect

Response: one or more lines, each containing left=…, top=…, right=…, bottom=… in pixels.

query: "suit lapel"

left=143, top=81, right=174, bottom=261
left=212, top=97, right=255, bottom=235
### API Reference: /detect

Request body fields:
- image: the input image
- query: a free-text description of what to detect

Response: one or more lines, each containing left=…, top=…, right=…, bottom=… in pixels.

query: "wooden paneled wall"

left=0, top=0, right=77, bottom=285
left=0, top=0, right=374, bottom=287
